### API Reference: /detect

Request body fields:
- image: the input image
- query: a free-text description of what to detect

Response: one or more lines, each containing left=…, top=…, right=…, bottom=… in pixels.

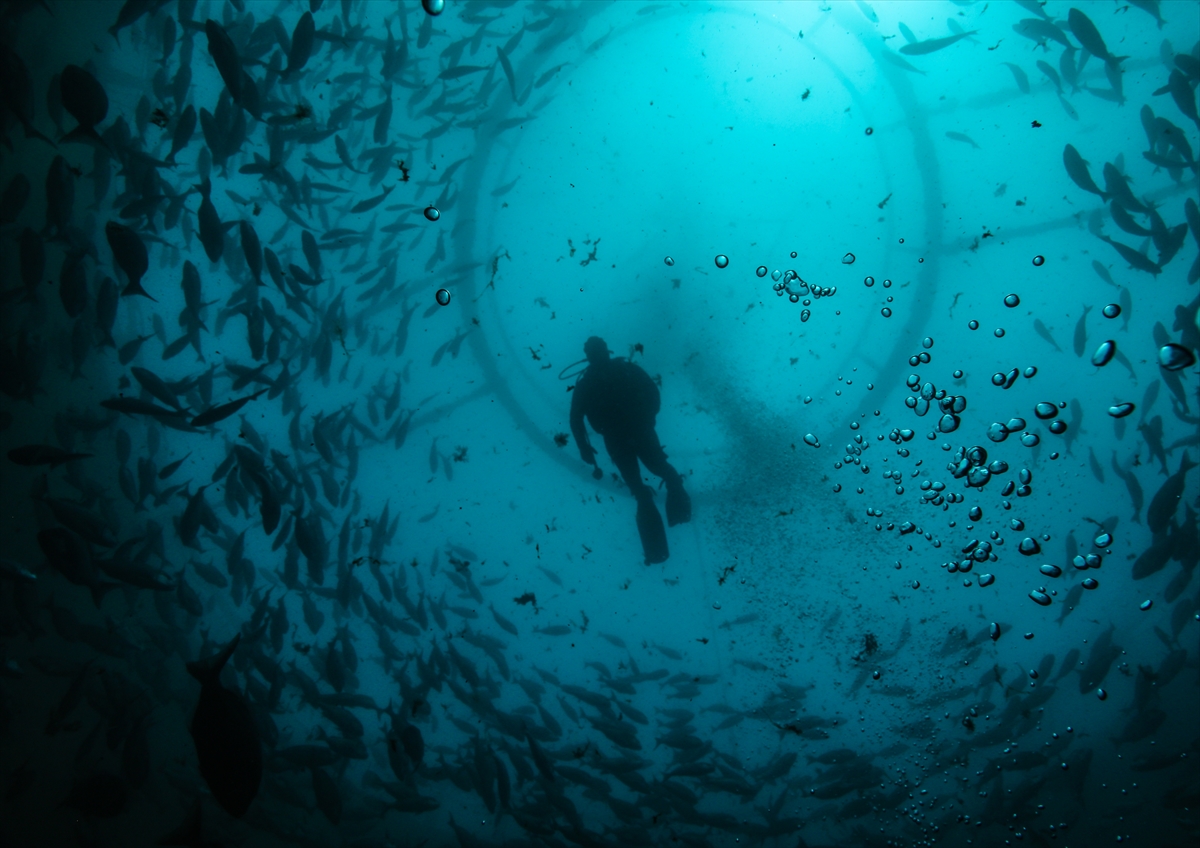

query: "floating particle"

left=1158, top=344, right=1195, bottom=371
left=1091, top=340, right=1116, bottom=367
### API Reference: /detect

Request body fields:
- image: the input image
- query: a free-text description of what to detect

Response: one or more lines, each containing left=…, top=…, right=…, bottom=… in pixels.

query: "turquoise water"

left=0, top=1, right=1197, bottom=846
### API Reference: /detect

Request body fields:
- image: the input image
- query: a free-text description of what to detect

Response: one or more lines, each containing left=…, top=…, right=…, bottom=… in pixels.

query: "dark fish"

left=1066, top=9, right=1124, bottom=68
left=439, top=64, right=488, bottom=80
left=187, top=634, right=261, bottom=818
left=350, top=184, right=394, bottom=214
left=240, top=220, right=263, bottom=284
left=58, top=64, right=108, bottom=144
left=285, top=12, right=316, bottom=77
left=1168, top=69, right=1199, bottom=128
left=1101, top=236, right=1162, bottom=276
left=1102, top=163, right=1148, bottom=213
left=58, top=252, right=88, bottom=317
left=1147, top=453, right=1196, bottom=535
left=191, top=389, right=267, bottom=427
left=1072, top=305, right=1091, bottom=357
left=105, top=221, right=152, bottom=299
left=497, top=46, right=517, bottom=100
left=945, top=131, right=979, bottom=149
left=166, top=104, right=196, bottom=165
left=1011, top=18, right=1071, bottom=49
left=0, top=173, right=31, bottom=224
left=204, top=19, right=242, bottom=104
left=0, top=41, right=56, bottom=145
left=1032, top=321, right=1060, bottom=355
left=1062, top=144, right=1107, bottom=200
left=1111, top=452, right=1144, bottom=523
left=196, top=179, right=224, bottom=263
left=8, top=445, right=92, bottom=468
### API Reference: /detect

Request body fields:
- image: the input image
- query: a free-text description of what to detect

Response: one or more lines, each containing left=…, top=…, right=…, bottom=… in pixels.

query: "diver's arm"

left=569, top=387, right=597, bottom=462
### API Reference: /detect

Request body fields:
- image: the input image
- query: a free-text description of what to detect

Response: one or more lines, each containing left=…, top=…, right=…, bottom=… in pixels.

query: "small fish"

left=900, top=31, right=977, bottom=56
left=1002, top=63, right=1030, bottom=94
left=7, top=445, right=92, bottom=468
left=105, top=222, right=153, bottom=300
left=1032, top=319, right=1061, bottom=352
left=945, top=131, right=979, bottom=149
left=1062, top=145, right=1108, bottom=200
left=190, top=390, right=267, bottom=428
left=1073, top=305, right=1092, bottom=357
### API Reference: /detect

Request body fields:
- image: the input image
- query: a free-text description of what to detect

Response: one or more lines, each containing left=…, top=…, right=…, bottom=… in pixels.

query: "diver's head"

left=584, top=336, right=610, bottom=365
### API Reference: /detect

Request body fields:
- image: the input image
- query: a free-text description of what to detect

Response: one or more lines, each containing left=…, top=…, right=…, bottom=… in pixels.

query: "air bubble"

left=422, top=0, right=445, bottom=14
left=1032, top=255, right=1044, bottom=266
left=1020, top=432, right=1040, bottom=447
left=881, top=307, right=892, bottom=318
left=424, top=205, right=441, bottom=221
left=714, top=254, right=729, bottom=269
left=1091, top=340, right=1116, bottom=367
left=865, top=127, right=874, bottom=136
left=968, top=320, right=979, bottom=330
left=1102, top=303, right=1121, bottom=319
left=664, top=256, right=675, bottom=266
left=864, top=276, right=874, bottom=287
left=1158, top=344, right=1196, bottom=371
left=1004, top=294, right=1020, bottom=308
left=842, top=253, right=856, bottom=265
left=994, top=328, right=1006, bottom=338
left=756, top=265, right=768, bottom=278
left=435, top=288, right=451, bottom=306
left=1107, top=403, right=1135, bottom=418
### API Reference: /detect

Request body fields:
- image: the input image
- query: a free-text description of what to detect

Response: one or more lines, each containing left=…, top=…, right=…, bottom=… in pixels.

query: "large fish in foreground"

left=187, top=633, right=261, bottom=818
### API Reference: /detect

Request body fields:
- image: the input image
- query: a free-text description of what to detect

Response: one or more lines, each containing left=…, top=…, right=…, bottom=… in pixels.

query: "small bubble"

left=714, top=254, right=729, bottom=269
left=423, top=205, right=441, bottom=221
left=881, top=307, right=892, bottom=318
left=803, top=433, right=819, bottom=447
left=922, top=337, right=934, bottom=349
left=994, top=328, right=1005, bottom=338
left=1096, top=688, right=1107, bottom=701
left=1139, top=599, right=1153, bottom=611
left=1032, top=255, right=1044, bottom=266
left=1023, top=366, right=1037, bottom=378
left=898, top=238, right=904, bottom=244
left=864, top=276, right=874, bottom=287
left=842, top=252, right=856, bottom=265
left=968, top=320, right=979, bottom=330
left=712, top=601, right=721, bottom=610
left=865, top=127, right=874, bottom=135
left=1102, top=303, right=1121, bottom=319
left=756, top=265, right=768, bottom=278
left=882, top=279, right=892, bottom=288
left=790, top=251, right=798, bottom=259
left=771, top=269, right=782, bottom=281
left=789, top=293, right=800, bottom=304
left=664, top=256, right=675, bottom=266
left=953, top=369, right=963, bottom=378
left=435, top=288, right=451, bottom=306
left=801, top=309, right=811, bottom=322
left=422, top=0, right=445, bottom=14
left=1004, top=293, right=1020, bottom=308
left=1107, top=402, right=1135, bottom=418
left=1020, top=432, right=1040, bottom=447
left=911, top=579, right=920, bottom=589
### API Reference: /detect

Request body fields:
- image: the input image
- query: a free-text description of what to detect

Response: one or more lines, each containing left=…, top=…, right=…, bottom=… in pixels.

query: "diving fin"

left=665, top=478, right=691, bottom=527
left=636, top=495, right=669, bottom=565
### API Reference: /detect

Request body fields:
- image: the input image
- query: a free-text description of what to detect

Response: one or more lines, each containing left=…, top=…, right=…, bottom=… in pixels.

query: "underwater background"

left=0, top=0, right=1197, bottom=846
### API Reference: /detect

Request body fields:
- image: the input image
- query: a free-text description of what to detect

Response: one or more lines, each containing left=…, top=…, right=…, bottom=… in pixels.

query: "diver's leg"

left=604, top=435, right=668, bottom=564
left=637, top=426, right=690, bottom=526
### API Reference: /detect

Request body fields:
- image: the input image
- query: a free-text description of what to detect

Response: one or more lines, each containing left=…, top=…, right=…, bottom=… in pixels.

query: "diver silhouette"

left=569, top=337, right=691, bottom=564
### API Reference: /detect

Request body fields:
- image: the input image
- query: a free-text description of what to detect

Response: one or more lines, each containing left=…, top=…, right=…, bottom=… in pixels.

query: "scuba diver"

left=569, top=336, right=691, bottom=564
